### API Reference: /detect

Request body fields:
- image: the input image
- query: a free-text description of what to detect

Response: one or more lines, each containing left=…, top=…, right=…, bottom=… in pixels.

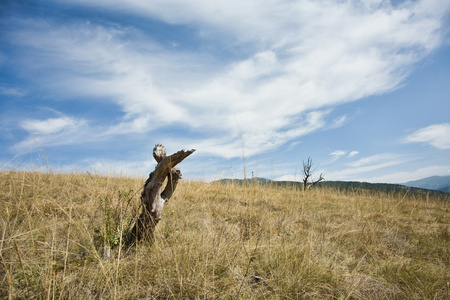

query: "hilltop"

left=1, top=171, right=449, bottom=299
left=214, top=177, right=450, bottom=198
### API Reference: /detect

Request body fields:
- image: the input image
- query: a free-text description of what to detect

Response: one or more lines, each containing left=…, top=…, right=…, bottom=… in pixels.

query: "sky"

left=1, top=0, right=450, bottom=183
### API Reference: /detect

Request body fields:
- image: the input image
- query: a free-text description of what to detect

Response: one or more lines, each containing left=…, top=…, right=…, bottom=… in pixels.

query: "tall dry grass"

left=0, top=171, right=449, bottom=299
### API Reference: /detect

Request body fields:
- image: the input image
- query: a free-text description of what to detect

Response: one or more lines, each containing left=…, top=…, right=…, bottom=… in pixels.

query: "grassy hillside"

left=1, top=171, right=449, bottom=299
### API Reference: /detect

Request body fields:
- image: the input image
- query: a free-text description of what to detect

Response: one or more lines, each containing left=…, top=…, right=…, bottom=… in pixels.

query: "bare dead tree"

left=302, top=157, right=324, bottom=191
left=129, top=144, right=195, bottom=243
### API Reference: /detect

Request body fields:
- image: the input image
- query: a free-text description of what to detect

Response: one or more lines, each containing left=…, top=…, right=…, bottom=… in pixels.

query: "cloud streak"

left=14, top=115, right=89, bottom=153
left=358, top=165, right=450, bottom=184
left=6, top=0, right=450, bottom=161
left=20, top=117, right=80, bottom=135
left=405, top=123, right=450, bottom=150
left=326, top=153, right=409, bottom=181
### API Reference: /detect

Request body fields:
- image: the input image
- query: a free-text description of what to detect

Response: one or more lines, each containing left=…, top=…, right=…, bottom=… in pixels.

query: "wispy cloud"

left=0, top=86, right=26, bottom=97
left=405, top=123, right=450, bottom=149
left=326, top=153, right=409, bottom=181
left=6, top=0, right=450, bottom=160
left=330, top=150, right=347, bottom=162
left=20, top=117, right=80, bottom=135
left=361, top=165, right=450, bottom=184
left=348, top=151, right=359, bottom=158
left=85, top=158, right=155, bottom=177
left=14, top=116, right=89, bottom=152
left=329, top=150, right=359, bottom=163
left=331, top=150, right=346, bottom=156
left=347, top=153, right=404, bottom=168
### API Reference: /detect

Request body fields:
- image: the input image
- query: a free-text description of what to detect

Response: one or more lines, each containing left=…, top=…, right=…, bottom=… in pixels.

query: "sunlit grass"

left=0, top=171, right=449, bottom=299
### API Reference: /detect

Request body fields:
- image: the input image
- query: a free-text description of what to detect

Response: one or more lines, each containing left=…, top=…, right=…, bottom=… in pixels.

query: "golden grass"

left=0, top=171, right=449, bottom=299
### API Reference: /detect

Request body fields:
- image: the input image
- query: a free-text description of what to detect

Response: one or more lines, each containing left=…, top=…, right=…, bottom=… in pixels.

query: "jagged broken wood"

left=130, top=144, right=195, bottom=242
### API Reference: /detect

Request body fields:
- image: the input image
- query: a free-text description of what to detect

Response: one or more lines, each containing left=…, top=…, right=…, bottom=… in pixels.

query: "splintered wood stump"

left=131, top=144, right=195, bottom=242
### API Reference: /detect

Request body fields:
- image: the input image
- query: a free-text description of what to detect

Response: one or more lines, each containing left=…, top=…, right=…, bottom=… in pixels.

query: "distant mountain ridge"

left=402, top=176, right=450, bottom=193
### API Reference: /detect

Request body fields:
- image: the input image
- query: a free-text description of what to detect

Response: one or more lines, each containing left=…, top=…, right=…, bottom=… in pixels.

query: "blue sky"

left=1, top=0, right=450, bottom=183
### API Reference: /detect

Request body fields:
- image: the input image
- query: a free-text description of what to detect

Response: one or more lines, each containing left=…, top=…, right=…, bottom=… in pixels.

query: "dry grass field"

left=0, top=171, right=449, bottom=299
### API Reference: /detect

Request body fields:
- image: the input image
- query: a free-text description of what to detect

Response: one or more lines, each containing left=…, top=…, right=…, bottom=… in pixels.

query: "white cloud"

left=20, top=117, right=78, bottom=135
left=14, top=116, right=89, bottom=152
left=275, top=174, right=300, bottom=182
left=65, top=0, right=448, bottom=48
left=348, top=151, right=359, bottom=158
left=329, top=150, right=359, bottom=163
left=348, top=153, right=402, bottom=168
left=330, top=150, right=347, bottom=157
left=405, top=123, right=450, bottom=149
left=330, top=150, right=347, bottom=162
left=326, top=153, right=409, bottom=181
left=359, top=165, right=450, bottom=184
left=86, top=158, right=154, bottom=177
left=0, top=86, right=25, bottom=97
left=330, top=116, right=347, bottom=129
left=10, top=0, right=450, bottom=158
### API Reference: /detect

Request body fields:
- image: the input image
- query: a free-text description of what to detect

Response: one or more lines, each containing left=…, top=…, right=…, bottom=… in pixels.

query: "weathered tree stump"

left=130, top=144, right=195, bottom=242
